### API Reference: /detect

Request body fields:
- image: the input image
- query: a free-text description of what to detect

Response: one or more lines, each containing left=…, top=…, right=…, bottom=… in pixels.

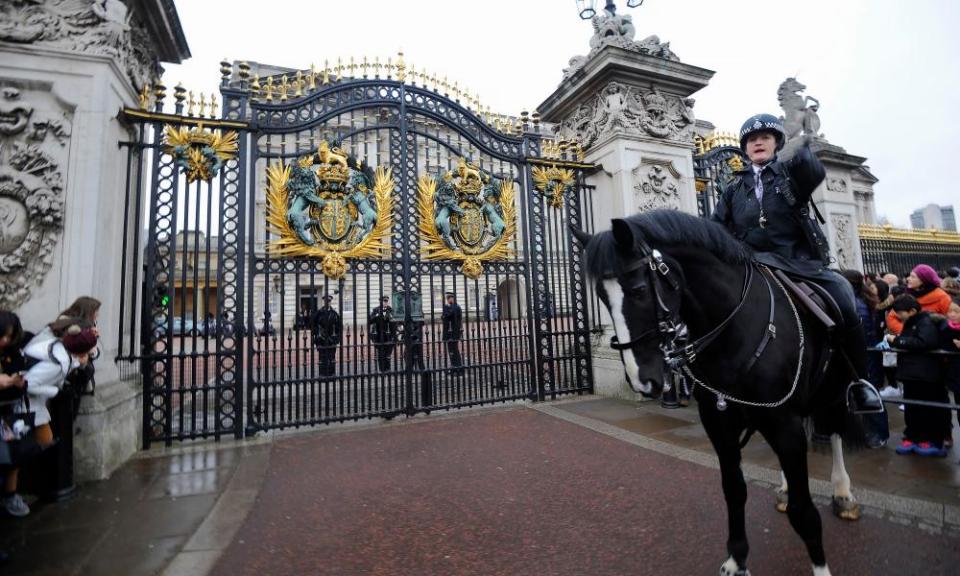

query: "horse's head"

left=573, top=219, right=686, bottom=397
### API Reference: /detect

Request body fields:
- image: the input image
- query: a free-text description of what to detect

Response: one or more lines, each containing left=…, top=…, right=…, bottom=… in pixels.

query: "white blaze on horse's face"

left=602, top=278, right=652, bottom=395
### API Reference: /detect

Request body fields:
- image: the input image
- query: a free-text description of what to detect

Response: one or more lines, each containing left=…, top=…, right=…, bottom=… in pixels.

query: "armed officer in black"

left=369, top=296, right=396, bottom=372
left=311, top=294, right=342, bottom=376
left=442, top=292, right=464, bottom=375
left=712, top=114, right=882, bottom=413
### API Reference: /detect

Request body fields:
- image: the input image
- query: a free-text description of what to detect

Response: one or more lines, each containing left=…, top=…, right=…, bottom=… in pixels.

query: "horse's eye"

left=626, top=284, right=648, bottom=297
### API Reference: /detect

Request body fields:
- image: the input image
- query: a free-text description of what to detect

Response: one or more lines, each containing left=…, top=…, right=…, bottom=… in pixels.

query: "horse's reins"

left=608, top=239, right=805, bottom=411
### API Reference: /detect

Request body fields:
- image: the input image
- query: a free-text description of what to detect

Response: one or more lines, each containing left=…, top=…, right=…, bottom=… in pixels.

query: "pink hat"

left=911, top=264, right=941, bottom=288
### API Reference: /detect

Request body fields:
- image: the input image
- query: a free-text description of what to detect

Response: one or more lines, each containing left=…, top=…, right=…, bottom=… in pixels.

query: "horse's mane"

left=584, top=209, right=751, bottom=278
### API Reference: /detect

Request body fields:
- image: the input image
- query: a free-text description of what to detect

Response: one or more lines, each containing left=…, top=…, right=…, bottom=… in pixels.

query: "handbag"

left=882, top=351, right=897, bottom=368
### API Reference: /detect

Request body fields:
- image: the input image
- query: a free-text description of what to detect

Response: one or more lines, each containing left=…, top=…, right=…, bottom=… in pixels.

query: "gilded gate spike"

left=335, top=57, right=344, bottom=80
left=322, top=60, right=330, bottom=85
left=373, top=56, right=381, bottom=78
left=250, top=74, right=261, bottom=102
left=209, top=94, right=218, bottom=118
left=308, top=65, right=317, bottom=91
left=362, top=56, right=369, bottom=77
left=396, top=51, right=406, bottom=83
left=348, top=56, right=356, bottom=76
left=186, top=90, right=196, bottom=116
left=386, top=56, right=393, bottom=79
left=279, top=75, right=289, bottom=101
left=198, top=93, right=207, bottom=117
left=138, top=84, right=150, bottom=110
left=264, top=76, right=274, bottom=102
left=295, top=71, right=304, bottom=97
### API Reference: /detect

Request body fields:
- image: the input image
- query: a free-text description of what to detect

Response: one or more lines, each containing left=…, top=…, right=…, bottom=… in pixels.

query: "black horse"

left=575, top=209, right=862, bottom=576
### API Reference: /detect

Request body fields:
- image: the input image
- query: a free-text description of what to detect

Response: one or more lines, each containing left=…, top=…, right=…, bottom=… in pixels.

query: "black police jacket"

left=442, top=304, right=462, bottom=340
left=311, top=307, right=342, bottom=346
left=711, top=145, right=829, bottom=273
left=368, top=305, right=396, bottom=344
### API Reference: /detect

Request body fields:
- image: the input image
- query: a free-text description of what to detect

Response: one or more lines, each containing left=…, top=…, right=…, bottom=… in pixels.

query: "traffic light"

left=153, top=283, right=171, bottom=308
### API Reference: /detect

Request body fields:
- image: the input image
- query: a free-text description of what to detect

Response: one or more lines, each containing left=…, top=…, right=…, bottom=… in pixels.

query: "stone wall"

left=0, top=0, right=188, bottom=480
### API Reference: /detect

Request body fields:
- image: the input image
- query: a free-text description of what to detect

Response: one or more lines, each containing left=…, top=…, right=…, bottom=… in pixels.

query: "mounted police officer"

left=442, top=292, right=464, bottom=374
left=369, top=295, right=396, bottom=372
left=311, top=294, right=342, bottom=376
left=711, top=113, right=882, bottom=413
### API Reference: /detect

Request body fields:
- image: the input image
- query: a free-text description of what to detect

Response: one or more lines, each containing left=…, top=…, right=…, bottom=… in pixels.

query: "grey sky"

left=165, top=0, right=960, bottom=226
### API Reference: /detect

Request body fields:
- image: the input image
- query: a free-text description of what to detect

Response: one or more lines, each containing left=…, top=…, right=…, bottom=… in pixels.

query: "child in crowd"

left=941, top=296, right=960, bottom=440
left=888, top=295, right=951, bottom=457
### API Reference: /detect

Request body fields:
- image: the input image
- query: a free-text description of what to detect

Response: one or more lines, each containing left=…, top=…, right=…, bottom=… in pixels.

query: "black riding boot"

left=840, top=324, right=884, bottom=414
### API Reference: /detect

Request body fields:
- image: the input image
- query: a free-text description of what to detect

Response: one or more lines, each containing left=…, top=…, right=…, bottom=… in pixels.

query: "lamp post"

left=576, top=0, right=644, bottom=20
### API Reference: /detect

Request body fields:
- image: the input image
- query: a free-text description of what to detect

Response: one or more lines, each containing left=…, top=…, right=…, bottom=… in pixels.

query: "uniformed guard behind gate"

left=116, top=56, right=599, bottom=447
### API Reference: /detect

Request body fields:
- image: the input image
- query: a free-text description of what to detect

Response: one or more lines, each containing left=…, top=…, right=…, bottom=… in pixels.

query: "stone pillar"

left=0, top=0, right=189, bottom=480
left=536, top=10, right=713, bottom=399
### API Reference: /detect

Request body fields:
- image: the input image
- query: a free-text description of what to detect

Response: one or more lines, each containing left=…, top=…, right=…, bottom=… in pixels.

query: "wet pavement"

left=2, top=396, right=958, bottom=575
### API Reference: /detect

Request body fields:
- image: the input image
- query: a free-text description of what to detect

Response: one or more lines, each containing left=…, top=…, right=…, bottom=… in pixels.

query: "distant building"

left=910, top=204, right=957, bottom=231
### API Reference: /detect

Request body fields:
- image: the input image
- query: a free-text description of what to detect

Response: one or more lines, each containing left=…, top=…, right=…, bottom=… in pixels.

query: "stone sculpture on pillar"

left=778, top=77, right=822, bottom=141
left=562, top=6, right=680, bottom=81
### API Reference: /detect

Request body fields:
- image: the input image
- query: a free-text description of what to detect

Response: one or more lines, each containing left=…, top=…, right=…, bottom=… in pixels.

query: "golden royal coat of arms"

left=417, top=158, right=516, bottom=279
left=265, top=141, right=394, bottom=279
left=531, top=165, right=576, bottom=209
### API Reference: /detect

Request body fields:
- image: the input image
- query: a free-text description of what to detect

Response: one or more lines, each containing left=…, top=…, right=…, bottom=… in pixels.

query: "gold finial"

left=408, top=64, right=416, bottom=85
left=452, top=80, right=459, bottom=101
left=396, top=51, right=406, bottom=83
left=186, top=90, right=196, bottom=116
left=209, top=94, right=218, bottom=118
left=250, top=74, right=261, bottom=102
left=308, top=64, right=317, bottom=91
left=153, top=83, right=167, bottom=112
left=322, top=60, right=330, bottom=85
left=295, top=70, right=304, bottom=97
left=335, top=57, right=344, bottom=81
left=264, top=75, right=274, bottom=102
left=138, top=84, right=150, bottom=110
left=361, top=55, right=369, bottom=78
left=386, top=56, right=393, bottom=79
left=238, top=61, right=250, bottom=82
left=442, top=76, right=448, bottom=95
left=279, top=75, right=289, bottom=101
left=348, top=56, right=356, bottom=77
left=373, top=56, right=381, bottom=78
left=198, top=93, right=207, bottom=117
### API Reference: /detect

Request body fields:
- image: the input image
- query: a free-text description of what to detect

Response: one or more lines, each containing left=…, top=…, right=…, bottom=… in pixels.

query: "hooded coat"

left=19, top=328, right=77, bottom=426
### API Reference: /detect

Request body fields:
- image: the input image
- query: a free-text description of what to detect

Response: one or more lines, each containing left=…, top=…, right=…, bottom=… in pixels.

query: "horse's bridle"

left=606, top=238, right=754, bottom=375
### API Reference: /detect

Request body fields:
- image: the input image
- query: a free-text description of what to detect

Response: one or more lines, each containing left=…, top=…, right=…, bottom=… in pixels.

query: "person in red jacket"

left=886, top=264, right=952, bottom=335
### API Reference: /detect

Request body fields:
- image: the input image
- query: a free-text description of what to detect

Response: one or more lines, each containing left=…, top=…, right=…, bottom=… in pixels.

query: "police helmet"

left=739, top=114, right=786, bottom=152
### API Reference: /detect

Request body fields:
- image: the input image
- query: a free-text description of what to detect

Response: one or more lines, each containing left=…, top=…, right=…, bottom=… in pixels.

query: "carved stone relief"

left=826, top=177, right=848, bottom=195
left=0, top=85, right=71, bottom=309
left=0, top=0, right=160, bottom=89
left=633, top=161, right=681, bottom=212
left=562, top=8, right=679, bottom=81
left=830, top=213, right=853, bottom=270
left=557, top=82, right=695, bottom=147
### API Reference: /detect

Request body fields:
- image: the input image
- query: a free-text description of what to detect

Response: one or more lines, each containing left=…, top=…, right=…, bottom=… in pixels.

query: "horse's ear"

left=568, top=224, right=591, bottom=246
left=611, top=218, right=634, bottom=249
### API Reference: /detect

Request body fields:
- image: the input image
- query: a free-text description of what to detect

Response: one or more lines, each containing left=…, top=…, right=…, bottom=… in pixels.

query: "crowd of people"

left=0, top=296, right=100, bottom=529
left=843, top=265, right=960, bottom=455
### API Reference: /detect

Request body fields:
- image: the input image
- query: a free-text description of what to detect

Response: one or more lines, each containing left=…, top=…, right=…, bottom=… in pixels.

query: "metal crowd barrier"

left=867, top=345, right=960, bottom=411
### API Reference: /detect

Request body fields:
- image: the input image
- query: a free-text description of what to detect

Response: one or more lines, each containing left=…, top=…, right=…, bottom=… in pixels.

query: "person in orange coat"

left=886, top=264, right=952, bottom=334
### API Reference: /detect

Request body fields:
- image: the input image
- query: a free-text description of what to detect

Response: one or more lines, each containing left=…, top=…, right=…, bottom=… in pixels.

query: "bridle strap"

left=676, top=261, right=754, bottom=359
left=742, top=266, right=778, bottom=375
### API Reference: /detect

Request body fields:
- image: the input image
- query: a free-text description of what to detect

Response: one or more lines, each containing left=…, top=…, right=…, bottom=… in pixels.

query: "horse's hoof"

left=831, top=496, right=861, bottom=521
left=719, top=557, right=751, bottom=576
left=775, top=488, right=788, bottom=513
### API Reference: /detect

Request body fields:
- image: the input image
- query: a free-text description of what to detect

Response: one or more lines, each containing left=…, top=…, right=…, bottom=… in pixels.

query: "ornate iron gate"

left=693, top=133, right=746, bottom=219
left=118, top=58, right=595, bottom=446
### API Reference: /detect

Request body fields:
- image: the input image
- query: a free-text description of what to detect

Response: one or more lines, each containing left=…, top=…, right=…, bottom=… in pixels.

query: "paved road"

left=212, top=407, right=959, bottom=576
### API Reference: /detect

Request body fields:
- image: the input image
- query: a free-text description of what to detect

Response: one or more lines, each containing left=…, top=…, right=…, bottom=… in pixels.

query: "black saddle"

left=768, top=268, right=843, bottom=330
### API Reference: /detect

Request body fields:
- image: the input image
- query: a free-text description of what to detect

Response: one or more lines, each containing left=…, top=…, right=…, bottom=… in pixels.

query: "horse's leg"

left=701, top=411, right=750, bottom=575
left=776, top=471, right=789, bottom=513
left=768, top=420, right=831, bottom=576
left=829, top=434, right=861, bottom=521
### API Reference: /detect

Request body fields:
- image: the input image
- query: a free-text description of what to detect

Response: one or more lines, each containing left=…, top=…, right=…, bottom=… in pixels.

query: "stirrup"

left=846, top=379, right=885, bottom=414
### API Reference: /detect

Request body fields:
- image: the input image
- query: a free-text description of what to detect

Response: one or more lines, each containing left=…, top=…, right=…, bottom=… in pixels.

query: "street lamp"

left=576, top=0, right=644, bottom=20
